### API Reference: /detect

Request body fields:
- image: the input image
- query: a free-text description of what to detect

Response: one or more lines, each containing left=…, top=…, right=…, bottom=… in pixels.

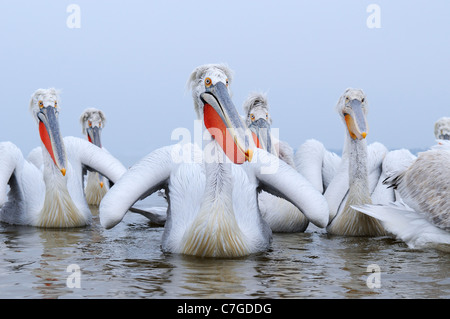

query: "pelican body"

left=0, top=88, right=126, bottom=228
left=295, top=88, right=405, bottom=236
left=356, top=147, right=450, bottom=250
left=243, top=92, right=309, bottom=232
left=100, top=64, right=329, bottom=257
left=80, top=108, right=109, bottom=205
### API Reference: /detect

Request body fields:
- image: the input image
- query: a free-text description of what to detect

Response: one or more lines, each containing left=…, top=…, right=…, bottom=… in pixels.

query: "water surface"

left=0, top=195, right=448, bottom=299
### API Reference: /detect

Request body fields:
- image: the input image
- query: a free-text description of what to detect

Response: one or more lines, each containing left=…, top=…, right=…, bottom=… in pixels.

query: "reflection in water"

left=33, top=229, right=87, bottom=298
left=0, top=198, right=449, bottom=299
left=165, top=255, right=259, bottom=298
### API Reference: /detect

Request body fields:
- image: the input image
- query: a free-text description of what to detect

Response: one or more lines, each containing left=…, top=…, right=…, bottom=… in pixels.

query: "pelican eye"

left=226, top=79, right=229, bottom=86
left=250, top=114, right=256, bottom=121
left=38, top=101, right=44, bottom=108
left=266, top=113, right=269, bottom=119
left=361, top=98, right=365, bottom=103
left=54, top=101, right=58, bottom=107
left=205, top=77, right=212, bottom=87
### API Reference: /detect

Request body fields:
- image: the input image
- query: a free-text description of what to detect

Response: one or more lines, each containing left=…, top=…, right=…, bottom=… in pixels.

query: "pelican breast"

left=162, top=157, right=269, bottom=257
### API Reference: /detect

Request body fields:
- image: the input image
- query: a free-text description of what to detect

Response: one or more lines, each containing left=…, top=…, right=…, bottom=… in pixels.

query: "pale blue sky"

left=1, top=1, right=449, bottom=165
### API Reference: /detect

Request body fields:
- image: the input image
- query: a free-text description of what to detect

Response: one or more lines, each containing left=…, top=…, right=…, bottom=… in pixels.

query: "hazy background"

left=1, top=0, right=449, bottom=166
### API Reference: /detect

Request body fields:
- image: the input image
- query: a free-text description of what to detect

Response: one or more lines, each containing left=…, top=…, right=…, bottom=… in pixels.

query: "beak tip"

left=362, top=132, right=367, bottom=139
left=100, top=182, right=104, bottom=188
left=60, top=168, right=66, bottom=176
left=245, top=149, right=254, bottom=162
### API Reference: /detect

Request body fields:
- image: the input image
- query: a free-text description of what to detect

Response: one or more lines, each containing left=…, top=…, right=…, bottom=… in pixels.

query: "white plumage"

left=434, top=116, right=450, bottom=140
left=433, top=139, right=450, bottom=150
left=355, top=147, right=450, bottom=251
left=356, top=202, right=450, bottom=251
left=295, top=88, right=414, bottom=236
left=79, top=108, right=109, bottom=205
left=243, top=92, right=309, bottom=232
left=295, top=139, right=341, bottom=195
left=99, top=64, right=329, bottom=257
left=0, top=89, right=127, bottom=228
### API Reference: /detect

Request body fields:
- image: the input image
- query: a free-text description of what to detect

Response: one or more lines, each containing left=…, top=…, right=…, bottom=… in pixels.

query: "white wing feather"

left=295, top=139, right=329, bottom=194
left=252, top=148, right=329, bottom=228
left=355, top=202, right=450, bottom=250
left=99, top=145, right=175, bottom=229
left=62, top=137, right=125, bottom=185
left=0, top=142, right=23, bottom=207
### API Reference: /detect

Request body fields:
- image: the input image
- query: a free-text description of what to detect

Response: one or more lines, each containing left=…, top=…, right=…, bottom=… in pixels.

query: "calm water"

left=0, top=193, right=449, bottom=299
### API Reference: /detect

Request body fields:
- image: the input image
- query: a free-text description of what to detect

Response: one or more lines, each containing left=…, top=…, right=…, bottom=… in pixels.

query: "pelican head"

left=80, top=108, right=106, bottom=148
left=243, top=92, right=273, bottom=153
left=29, top=88, right=67, bottom=176
left=434, top=117, right=450, bottom=140
left=80, top=108, right=107, bottom=188
left=187, top=64, right=253, bottom=164
left=336, top=88, right=369, bottom=140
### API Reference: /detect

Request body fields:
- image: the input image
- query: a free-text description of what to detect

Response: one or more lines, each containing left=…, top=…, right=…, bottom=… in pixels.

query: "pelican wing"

left=0, top=142, right=23, bottom=206
left=127, top=205, right=167, bottom=225
left=365, top=142, right=387, bottom=196
left=275, top=139, right=295, bottom=167
left=295, top=139, right=341, bottom=194
left=355, top=202, right=450, bottom=250
left=64, top=137, right=127, bottom=184
left=99, top=145, right=175, bottom=229
left=252, top=148, right=329, bottom=228
left=295, top=139, right=327, bottom=193
left=323, top=168, right=349, bottom=221
left=27, top=147, right=44, bottom=170
left=384, top=149, right=450, bottom=231
left=322, top=149, right=341, bottom=190
left=371, top=149, right=416, bottom=204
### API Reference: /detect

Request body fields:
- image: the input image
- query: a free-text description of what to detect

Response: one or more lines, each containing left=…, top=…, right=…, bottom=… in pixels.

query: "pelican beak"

left=438, top=133, right=450, bottom=140
left=344, top=99, right=368, bottom=140
left=200, top=82, right=254, bottom=164
left=248, top=118, right=273, bottom=154
left=87, top=126, right=105, bottom=186
left=37, top=106, right=67, bottom=176
left=87, top=126, right=102, bottom=148
left=98, top=174, right=105, bottom=188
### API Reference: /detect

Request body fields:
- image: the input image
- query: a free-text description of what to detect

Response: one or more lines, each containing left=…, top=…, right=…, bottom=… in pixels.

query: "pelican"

left=434, top=117, right=450, bottom=141
left=355, top=147, right=450, bottom=251
left=79, top=108, right=109, bottom=205
left=295, top=88, right=410, bottom=236
left=0, top=88, right=127, bottom=228
left=99, top=64, right=329, bottom=257
left=243, top=92, right=309, bottom=232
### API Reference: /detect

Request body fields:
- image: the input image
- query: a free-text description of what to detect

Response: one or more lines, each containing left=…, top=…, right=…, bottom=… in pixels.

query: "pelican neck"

left=343, top=135, right=370, bottom=191
left=202, top=139, right=234, bottom=199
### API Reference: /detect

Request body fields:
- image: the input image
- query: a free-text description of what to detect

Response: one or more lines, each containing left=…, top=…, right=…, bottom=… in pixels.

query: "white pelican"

left=355, top=147, right=450, bottom=251
left=0, top=88, right=127, bottom=228
left=79, top=108, right=109, bottom=205
left=295, top=88, right=410, bottom=236
left=243, top=92, right=309, bottom=232
left=434, top=117, right=450, bottom=141
left=99, top=64, right=329, bottom=257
